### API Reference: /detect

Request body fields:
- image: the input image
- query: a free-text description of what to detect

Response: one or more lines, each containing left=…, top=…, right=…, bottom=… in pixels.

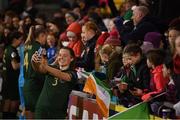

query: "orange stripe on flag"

left=96, top=96, right=109, bottom=118
left=83, top=75, right=109, bottom=118
left=83, top=76, right=97, bottom=94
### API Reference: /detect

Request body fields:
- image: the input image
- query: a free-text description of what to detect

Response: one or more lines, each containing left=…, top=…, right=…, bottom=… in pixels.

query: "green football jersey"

left=2, top=45, right=20, bottom=100
left=23, top=41, right=45, bottom=92
left=35, top=67, right=77, bottom=118
left=3, top=45, right=20, bottom=82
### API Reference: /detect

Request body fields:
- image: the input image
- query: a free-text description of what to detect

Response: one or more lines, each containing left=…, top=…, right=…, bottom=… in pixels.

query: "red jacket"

left=142, top=65, right=169, bottom=101
left=66, top=22, right=83, bottom=57
left=68, top=40, right=83, bottom=57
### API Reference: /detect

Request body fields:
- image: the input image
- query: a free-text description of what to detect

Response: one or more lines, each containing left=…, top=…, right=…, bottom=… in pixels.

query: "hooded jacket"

left=67, top=22, right=83, bottom=57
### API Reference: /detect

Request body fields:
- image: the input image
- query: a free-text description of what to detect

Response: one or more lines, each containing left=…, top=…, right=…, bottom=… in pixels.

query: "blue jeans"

left=18, top=86, right=25, bottom=119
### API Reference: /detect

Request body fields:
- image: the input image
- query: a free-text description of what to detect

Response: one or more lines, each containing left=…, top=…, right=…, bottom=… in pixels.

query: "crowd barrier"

left=68, top=90, right=162, bottom=120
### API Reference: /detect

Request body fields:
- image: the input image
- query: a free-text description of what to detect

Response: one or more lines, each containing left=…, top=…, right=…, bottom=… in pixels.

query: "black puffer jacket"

left=76, top=35, right=98, bottom=72
left=127, top=57, right=151, bottom=92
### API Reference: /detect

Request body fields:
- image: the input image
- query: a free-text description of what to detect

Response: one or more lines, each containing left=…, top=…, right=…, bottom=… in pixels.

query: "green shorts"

left=23, top=91, right=41, bottom=112
left=35, top=106, right=66, bottom=119
left=2, top=80, right=19, bottom=100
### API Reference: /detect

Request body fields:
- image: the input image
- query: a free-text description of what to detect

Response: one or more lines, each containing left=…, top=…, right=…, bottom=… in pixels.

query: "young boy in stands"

left=117, top=44, right=151, bottom=107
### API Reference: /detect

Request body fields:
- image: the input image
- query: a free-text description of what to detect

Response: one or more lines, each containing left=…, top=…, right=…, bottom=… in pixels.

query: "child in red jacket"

left=142, top=49, right=169, bottom=102
left=143, top=49, right=170, bottom=116
left=66, top=22, right=84, bottom=57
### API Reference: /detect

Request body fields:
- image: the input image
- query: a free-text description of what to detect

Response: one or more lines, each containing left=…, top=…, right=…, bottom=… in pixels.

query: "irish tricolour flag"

left=83, top=72, right=111, bottom=118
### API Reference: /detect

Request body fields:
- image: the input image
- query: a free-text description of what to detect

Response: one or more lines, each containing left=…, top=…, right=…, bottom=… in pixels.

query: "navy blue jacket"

left=122, top=16, right=157, bottom=45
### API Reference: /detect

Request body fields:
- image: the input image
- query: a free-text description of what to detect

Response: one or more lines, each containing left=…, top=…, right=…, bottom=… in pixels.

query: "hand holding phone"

left=38, top=47, right=43, bottom=57
left=129, top=87, right=144, bottom=96
left=38, top=47, right=46, bottom=57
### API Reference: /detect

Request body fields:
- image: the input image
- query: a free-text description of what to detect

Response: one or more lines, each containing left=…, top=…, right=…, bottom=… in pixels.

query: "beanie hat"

left=66, top=22, right=82, bottom=35
left=144, top=32, right=162, bottom=48
left=96, top=32, right=110, bottom=46
left=59, top=32, right=69, bottom=41
left=114, top=16, right=124, bottom=32
left=141, top=41, right=154, bottom=53
left=66, top=12, right=79, bottom=21
left=104, top=30, right=121, bottom=46
left=82, top=15, right=89, bottom=23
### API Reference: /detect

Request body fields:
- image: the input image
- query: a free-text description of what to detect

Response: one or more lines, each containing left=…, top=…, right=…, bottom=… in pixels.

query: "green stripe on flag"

left=109, top=102, right=150, bottom=119
left=92, top=72, right=112, bottom=96
left=81, top=71, right=90, bottom=76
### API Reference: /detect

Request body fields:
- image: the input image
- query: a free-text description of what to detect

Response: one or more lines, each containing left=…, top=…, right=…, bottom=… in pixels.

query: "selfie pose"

left=31, top=47, right=77, bottom=119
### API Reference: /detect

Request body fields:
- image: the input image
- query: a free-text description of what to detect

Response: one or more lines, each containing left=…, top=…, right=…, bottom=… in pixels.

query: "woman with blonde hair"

left=97, top=44, right=123, bottom=82
left=76, top=21, right=100, bottom=72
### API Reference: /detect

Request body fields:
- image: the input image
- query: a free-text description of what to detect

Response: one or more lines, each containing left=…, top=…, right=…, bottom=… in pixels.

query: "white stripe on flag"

left=90, top=74, right=111, bottom=109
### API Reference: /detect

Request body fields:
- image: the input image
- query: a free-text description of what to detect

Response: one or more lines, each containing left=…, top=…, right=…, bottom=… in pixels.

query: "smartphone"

left=38, top=47, right=43, bottom=57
